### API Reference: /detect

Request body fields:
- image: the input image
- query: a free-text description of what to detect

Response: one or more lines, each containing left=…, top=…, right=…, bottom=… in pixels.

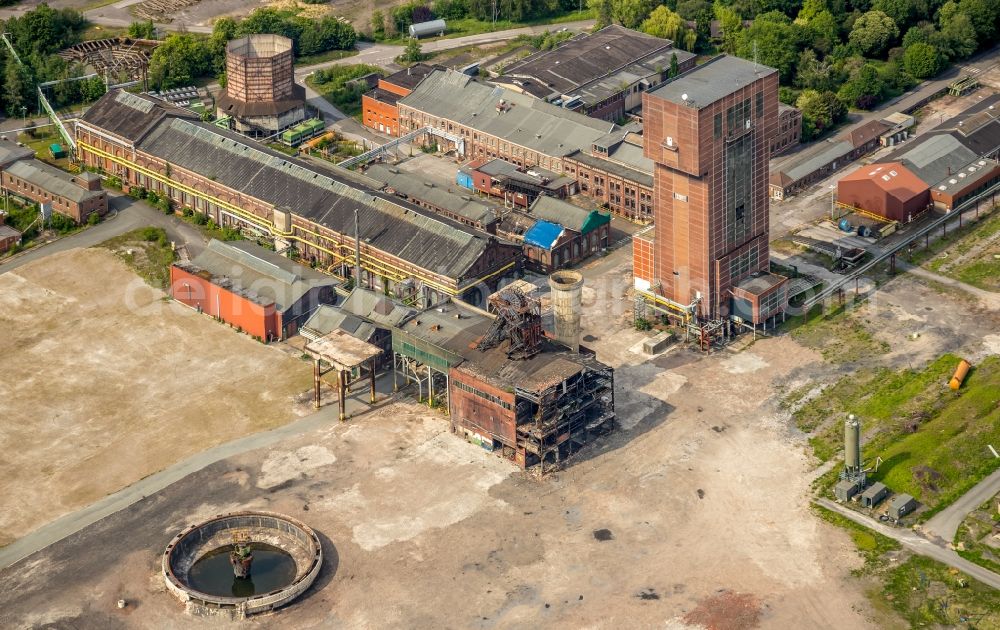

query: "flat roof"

left=648, top=55, right=777, bottom=108
left=306, top=329, right=382, bottom=368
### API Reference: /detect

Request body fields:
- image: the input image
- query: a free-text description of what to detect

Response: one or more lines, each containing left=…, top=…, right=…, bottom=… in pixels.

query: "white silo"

left=548, top=270, right=583, bottom=352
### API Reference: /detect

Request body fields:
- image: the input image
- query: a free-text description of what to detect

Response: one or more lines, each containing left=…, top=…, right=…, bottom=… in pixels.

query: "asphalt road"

left=0, top=193, right=207, bottom=275
left=0, top=379, right=401, bottom=572
left=922, top=468, right=1000, bottom=544
left=816, top=498, right=1000, bottom=590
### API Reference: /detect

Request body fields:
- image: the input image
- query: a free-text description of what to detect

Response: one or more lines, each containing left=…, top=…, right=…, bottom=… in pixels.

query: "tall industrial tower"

left=634, top=55, right=788, bottom=326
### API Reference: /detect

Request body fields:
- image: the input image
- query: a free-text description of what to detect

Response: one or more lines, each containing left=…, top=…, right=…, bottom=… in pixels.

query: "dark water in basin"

left=187, top=543, right=297, bottom=598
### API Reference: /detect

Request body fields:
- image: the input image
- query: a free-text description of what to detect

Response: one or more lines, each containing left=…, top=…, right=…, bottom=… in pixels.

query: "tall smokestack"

left=548, top=270, right=584, bottom=352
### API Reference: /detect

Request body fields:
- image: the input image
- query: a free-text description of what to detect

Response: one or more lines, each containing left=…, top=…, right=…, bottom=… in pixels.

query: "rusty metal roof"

left=306, top=329, right=382, bottom=369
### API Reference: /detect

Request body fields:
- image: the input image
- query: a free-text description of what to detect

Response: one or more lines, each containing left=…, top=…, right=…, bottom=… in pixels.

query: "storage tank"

left=949, top=359, right=971, bottom=390
left=548, top=270, right=583, bottom=352
left=845, top=414, right=861, bottom=474
left=409, top=19, right=446, bottom=38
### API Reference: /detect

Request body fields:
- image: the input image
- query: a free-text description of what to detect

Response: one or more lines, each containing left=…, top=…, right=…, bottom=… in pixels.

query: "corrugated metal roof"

left=529, top=195, right=609, bottom=233
left=777, top=140, right=854, bottom=183
left=365, top=163, right=497, bottom=224
left=840, top=162, right=928, bottom=202
left=5, top=160, right=105, bottom=204
left=893, top=134, right=978, bottom=186
left=498, top=25, right=695, bottom=107
left=80, top=90, right=198, bottom=142
left=186, top=239, right=337, bottom=311
left=136, top=116, right=499, bottom=280
left=399, top=70, right=616, bottom=158
left=523, top=220, right=564, bottom=249
left=340, top=287, right=415, bottom=327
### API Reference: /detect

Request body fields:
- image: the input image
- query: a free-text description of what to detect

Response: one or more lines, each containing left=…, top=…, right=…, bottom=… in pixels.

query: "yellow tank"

left=949, top=359, right=971, bottom=390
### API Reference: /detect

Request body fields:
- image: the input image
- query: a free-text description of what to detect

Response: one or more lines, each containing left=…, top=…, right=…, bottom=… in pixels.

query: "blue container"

left=838, top=218, right=853, bottom=232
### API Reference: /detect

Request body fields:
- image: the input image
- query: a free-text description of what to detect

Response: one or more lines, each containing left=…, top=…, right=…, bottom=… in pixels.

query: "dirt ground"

left=0, top=247, right=313, bottom=546
left=1, top=241, right=996, bottom=628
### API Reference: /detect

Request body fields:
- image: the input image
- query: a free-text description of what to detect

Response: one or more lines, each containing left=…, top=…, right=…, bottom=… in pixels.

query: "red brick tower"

left=636, top=55, right=784, bottom=323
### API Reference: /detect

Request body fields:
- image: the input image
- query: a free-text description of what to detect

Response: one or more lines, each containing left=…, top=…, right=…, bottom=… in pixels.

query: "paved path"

left=923, top=468, right=1000, bottom=544
left=0, top=194, right=206, bottom=275
left=816, top=498, right=1000, bottom=590
left=898, top=262, right=1000, bottom=310
left=0, top=376, right=400, bottom=571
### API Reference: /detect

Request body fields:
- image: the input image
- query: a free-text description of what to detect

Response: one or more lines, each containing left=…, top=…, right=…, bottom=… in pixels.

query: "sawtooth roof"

left=399, top=70, right=617, bottom=158
left=497, top=25, right=694, bottom=106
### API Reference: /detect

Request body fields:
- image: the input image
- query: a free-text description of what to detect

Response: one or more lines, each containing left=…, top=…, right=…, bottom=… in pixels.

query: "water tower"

left=216, top=34, right=306, bottom=135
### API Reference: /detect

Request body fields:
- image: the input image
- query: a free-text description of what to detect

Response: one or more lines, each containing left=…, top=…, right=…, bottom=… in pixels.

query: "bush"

left=193, top=212, right=209, bottom=225
left=634, top=317, right=652, bottom=331
left=87, top=212, right=100, bottom=226
left=48, top=212, right=77, bottom=234
left=140, top=227, right=162, bottom=241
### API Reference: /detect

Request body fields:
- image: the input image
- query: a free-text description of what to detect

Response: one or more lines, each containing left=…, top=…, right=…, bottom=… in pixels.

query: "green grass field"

left=955, top=494, right=1000, bottom=575
left=99, top=228, right=177, bottom=289
left=909, top=206, right=1000, bottom=291
left=798, top=354, right=1000, bottom=514
left=814, top=505, right=1000, bottom=628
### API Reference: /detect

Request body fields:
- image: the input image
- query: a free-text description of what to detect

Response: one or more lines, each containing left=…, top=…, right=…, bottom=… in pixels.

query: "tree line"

left=149, top=7, right=356, bottom=90
left=586, top=0, right=998, bottom=139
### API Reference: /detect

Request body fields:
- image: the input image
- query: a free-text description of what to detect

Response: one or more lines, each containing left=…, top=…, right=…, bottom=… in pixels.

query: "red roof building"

left=837, top=162, right=930, bottom=223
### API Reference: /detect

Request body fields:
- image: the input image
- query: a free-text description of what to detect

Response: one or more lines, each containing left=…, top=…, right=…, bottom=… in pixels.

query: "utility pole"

left=354, top=207, right=362, bottom=289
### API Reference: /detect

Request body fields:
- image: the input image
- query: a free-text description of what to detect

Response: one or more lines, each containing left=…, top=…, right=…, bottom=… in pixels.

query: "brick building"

left=770, top=104, right=802, bottom=156
left=398, top=69, right=619, bottom=173
left=390, top=297, right=615, bottom=470
left=170, top=239, right=338, bottom=340
left=361, top=63, right=439, bottom=137
left=458, top=158, right=575, bottom=208
left=78, top=90, right=521, bottom=308
left=365, top=162, right=500, bottom=233
left=499, top=196, right=611, bottom=272
left=0, top=214, right=21, bottom=253
left=492, top=25, right=696, bottom=122
left=0, top=139, right=108, bottom=224
left=563, top=129, right=655, bottom=222
left=636, top=55, right=787, bottom=324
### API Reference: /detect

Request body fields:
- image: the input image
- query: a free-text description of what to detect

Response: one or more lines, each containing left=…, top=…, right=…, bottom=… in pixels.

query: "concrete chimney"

left=548, top=270, right=584, bottom=352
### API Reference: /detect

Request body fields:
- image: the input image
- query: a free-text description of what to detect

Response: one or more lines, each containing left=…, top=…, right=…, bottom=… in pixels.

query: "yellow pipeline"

left=78, top=140, right=513, bottom=295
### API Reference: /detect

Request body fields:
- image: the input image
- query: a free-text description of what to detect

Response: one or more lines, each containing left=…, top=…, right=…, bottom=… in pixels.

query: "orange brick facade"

left=632, top=234, right=654, bottom=287
left=170, top=265, right=281, bottom=340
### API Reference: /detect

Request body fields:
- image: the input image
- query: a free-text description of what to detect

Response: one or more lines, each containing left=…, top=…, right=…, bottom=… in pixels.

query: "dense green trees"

left=640, top=6, right=696, bottom=50
left=848, top=10, right=899, bottom=57
left=128, top=20, right=157, bottom=39
left=146, top=7, right=357, bottom=89
left=903, top=42, right=944, bottom=79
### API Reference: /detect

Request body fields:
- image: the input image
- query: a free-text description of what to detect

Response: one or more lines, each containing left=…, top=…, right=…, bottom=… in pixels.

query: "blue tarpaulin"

left=523, top=220, right=564, bottom=250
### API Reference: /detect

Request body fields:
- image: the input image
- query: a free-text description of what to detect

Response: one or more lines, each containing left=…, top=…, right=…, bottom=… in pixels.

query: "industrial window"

left=755, top=92, right=763, bottom=119
left=454, top=380, right=513, bottom=410
left=714, top=113, right=722, bottom=138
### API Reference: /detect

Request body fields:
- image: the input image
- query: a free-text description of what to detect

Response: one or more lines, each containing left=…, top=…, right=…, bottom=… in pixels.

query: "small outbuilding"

left=409, top=19, right=446, bottom=39
left=835, top=478, right=863, bottom=502
left=49, top=143, right=68, bottom=159
left=837, top=162, right=930, bottom=223
left=860, top=481, right=889, bottom=508
left=888, top=493, right=918, bottom=520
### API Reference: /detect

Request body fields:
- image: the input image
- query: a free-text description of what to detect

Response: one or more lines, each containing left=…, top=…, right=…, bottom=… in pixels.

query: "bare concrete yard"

left=0, top=248, right=312, bottom=546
